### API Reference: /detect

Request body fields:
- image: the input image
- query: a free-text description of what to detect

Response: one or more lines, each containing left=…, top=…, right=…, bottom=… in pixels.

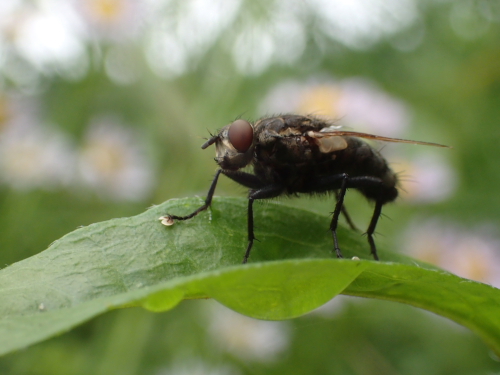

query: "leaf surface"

left=0, top=197, right=499, bottom=355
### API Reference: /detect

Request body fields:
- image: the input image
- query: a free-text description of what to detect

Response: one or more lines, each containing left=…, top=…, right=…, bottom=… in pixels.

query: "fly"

left=160, top=114, right=449, bottom=263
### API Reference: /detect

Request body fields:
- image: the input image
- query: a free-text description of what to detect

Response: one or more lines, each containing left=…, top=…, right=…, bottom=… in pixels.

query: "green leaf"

left=0, top=197, right=500, bottom=356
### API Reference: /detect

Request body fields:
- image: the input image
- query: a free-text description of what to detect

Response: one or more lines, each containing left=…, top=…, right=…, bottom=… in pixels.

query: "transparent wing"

left=307, top=130, right=451, bottom=148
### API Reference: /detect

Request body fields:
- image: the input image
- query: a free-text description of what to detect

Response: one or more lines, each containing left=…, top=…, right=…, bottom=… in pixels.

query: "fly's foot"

left=159, top=215, right=175, bottom=226
left=334, top=248, right=344, bottom=259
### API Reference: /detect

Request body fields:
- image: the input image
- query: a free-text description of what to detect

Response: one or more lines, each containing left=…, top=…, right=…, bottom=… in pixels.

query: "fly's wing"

left=307, top=130, right=450, bottom=148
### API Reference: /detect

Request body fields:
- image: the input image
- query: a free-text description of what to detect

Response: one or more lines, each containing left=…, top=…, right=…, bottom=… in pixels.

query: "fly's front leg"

left=160, top=169, right=222, bottom=225
left=243, top=198, right=255, bottom=264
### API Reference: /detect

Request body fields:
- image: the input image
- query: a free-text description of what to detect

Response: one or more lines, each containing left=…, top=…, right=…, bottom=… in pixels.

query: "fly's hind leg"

left=366, top=200, right=383, bottom=261
left=315, top=174, right=386, bottom=260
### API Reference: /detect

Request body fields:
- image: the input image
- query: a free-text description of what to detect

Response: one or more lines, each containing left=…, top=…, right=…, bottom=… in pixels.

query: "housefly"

left=160, top=114, right=448, bottom=263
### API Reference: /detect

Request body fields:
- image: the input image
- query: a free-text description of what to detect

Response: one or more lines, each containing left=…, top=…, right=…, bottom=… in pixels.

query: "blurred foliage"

left=0, top=0, right=500, bottom=373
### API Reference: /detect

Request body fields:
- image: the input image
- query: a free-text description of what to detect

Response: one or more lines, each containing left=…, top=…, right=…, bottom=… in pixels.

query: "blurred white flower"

left=146, top=0, right=420, bottom=77
left=145, top=0, right=242, bottom=78
left=404, top=220, right=500, bottom=288
left=0, top=0, right=423, bottom=78
left=0, top=97, right=76, bottom=190
left=230, top=1, right=305, bottom=75
left=0, top=0, right=25, bottom=43
left=310, top=0, right=419, bottom=49
left=4, top=1, right=87, bottom=77
left=337, top=78, right=411, bottom=136
left=260, top=77, right=410, bottom=137
left=394, top=153, right=457, bottom=203
left=230, top=0, right=418, bottom=74
left=208, top=302, right=290, bottom=363
left=258, top=80, right=315, bottom=116
left=78, top=116, right=155, bottom=201
left=231, top=26, right=276, bottom=76
left=73, top=0, right=146, bottom=42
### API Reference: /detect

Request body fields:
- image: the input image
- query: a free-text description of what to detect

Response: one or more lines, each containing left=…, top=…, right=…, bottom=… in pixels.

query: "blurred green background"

left=1, top=0, right=500, bottom=373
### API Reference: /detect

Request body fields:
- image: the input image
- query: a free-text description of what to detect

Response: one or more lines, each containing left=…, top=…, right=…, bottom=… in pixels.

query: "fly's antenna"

left=201, top=134, right=218, bottom=149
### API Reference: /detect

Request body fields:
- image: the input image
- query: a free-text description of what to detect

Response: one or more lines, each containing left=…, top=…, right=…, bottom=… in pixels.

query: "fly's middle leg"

left=243, top=184, right=283, bottom=263
left=330, top=174, right=349, bottom=258
left=335, top=190, right=358, bottom=232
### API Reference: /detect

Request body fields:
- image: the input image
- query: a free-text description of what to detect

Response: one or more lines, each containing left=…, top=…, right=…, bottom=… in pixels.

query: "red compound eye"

left=228, top=119, right=253, bottom=152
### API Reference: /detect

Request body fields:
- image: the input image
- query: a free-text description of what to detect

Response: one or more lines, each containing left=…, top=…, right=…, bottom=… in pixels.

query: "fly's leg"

left=335, top=190, right=359, bottom=232
left=330, top=175, right=349, bottom=258
left=241, top=184, right=284, bottom=264
left=366, top=200, right=383, bottom=261
left=162, top=169, right=222, bottom=223
left=297, top=172, right=357, bottom=259
left=243, top=198, right=255, bottom=264
left=222, top=170, right=282, bottom=263
left=163, top=168, right=274, bottom=264
left=303, top=174, right=387, bottom=260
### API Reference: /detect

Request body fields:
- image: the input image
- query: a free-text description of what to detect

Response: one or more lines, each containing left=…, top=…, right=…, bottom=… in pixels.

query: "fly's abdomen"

left=339, top=137, right=398, bottom=203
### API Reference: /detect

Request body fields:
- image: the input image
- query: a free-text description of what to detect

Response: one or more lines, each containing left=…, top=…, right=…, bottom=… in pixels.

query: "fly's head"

left=202, top=119, right=255, bottom=170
